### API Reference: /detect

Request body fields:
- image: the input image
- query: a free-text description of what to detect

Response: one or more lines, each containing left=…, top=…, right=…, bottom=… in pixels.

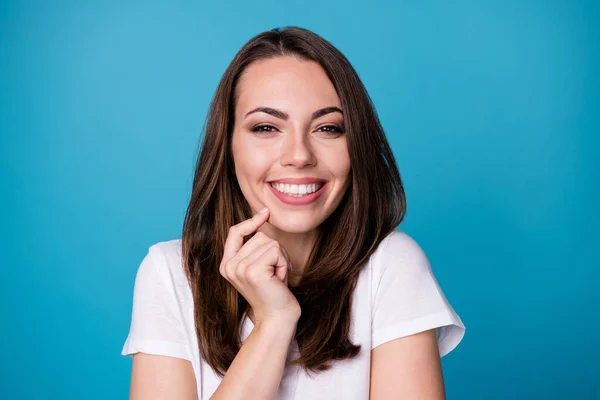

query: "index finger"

left=222, top=207, right=270, bottom=263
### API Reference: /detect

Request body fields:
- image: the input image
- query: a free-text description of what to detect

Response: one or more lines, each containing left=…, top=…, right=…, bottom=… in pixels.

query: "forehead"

left=235, top=56, right=341, bottom=113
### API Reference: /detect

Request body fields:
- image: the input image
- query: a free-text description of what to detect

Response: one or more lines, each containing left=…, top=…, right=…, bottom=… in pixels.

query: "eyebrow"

left=244, top=106, right=343, bottom=121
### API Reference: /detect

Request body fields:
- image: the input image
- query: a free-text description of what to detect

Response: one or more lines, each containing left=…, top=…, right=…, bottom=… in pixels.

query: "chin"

left=267, top=214, right=321, bottom=234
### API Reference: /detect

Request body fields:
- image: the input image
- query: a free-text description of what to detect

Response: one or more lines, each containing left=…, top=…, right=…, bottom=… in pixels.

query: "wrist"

left=255, top=315, right=299, bottom=337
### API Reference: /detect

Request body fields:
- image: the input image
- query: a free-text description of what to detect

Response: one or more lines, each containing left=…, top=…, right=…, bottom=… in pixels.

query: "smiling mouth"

left=269, top=182, right=326, bottom=197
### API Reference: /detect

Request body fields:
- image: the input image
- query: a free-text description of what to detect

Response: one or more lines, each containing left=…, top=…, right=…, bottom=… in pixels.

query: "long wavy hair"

left=181, top=26, right=406, bottom=378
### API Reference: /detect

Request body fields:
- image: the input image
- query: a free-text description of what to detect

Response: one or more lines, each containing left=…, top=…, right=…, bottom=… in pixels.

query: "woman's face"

left=231, top=56, right=351, bottom=234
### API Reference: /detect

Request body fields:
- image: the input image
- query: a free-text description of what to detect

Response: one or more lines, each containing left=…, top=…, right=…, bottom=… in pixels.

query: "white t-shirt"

left=121, top=230, right=466, bottom=399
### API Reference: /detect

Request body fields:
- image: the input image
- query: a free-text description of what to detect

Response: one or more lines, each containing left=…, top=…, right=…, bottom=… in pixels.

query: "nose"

left=279, top=129, right=316, bottom=168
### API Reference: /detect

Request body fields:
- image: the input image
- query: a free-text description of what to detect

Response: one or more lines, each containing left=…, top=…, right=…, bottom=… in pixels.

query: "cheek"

left=232, top=142, right=274, bottom=181
left=322, top=145, right=351, bottom=180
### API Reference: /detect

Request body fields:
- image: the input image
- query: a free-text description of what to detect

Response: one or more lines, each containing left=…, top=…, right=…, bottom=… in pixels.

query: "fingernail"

left=259, top=207, right=268, bottom=214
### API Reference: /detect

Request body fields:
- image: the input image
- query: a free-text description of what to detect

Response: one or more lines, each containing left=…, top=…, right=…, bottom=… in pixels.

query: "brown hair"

left=181, top=26, right=406, bottom=378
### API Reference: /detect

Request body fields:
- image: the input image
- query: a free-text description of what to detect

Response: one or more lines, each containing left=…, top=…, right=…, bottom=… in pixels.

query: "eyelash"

left=250, top=124, right=344, bottom=135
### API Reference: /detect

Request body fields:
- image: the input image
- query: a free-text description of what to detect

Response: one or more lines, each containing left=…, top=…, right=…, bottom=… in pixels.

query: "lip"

left=268, top=177, right=327, bottom=185
left=267, top=181, right=328, bottom=206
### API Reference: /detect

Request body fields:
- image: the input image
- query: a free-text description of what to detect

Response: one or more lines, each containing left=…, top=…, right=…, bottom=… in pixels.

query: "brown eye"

left=317, top=125, right=344, bottom=135
left=251, top=125, right=278, bottom=135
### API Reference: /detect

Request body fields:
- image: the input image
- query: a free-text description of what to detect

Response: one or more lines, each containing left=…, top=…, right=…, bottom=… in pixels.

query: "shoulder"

left=148, top=238, right=183, bottom=263
left=143, top=238, right=188, bottom=287
left=368, top=230, right=432, bottom=291
left=371, top=230, right=429, bottom=271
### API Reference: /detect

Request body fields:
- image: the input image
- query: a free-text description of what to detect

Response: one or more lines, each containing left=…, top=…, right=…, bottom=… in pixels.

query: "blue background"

left=1, top=0, right=598, bottom=398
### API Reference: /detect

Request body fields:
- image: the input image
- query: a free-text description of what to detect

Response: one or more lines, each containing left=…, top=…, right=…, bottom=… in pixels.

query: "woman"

left=122, top=26, right=466, bottom=399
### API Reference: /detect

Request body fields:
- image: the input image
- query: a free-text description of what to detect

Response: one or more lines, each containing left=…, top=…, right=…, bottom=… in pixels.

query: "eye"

left=316, top=125, right=345, bottom=136
left=249, top=124, right=345, bottom=136
left=250, top=125, right=279, bottom=135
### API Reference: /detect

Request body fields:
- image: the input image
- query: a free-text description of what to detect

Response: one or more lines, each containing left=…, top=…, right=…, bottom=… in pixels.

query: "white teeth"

left=270, top=182, right=324, bottom=197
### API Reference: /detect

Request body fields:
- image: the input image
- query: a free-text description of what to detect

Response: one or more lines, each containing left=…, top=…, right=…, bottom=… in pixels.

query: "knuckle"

left=221, top=267, right=229, bottom=279
left=219, top=261, right=228, bottom=276
left=270, top=242, right=281, bottom=252
left=220, top=268, right=230, bottom=280
left=235, top=267, right=245, bottom=281
left=222, top=260, right=236, bottom=278
left=237, top=258, right=249, bottom=270
left=263, top=245, right=278, bottom=258
left=246, top=268, right=261, bottom=284
left=254, top=232, right=267, bottom=240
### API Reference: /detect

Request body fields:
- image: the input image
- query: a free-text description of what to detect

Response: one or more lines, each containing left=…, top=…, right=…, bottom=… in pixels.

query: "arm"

left=211, top=209, right=301, bottom=399
left=129, top=354, right=197, bottom=400
left=210, top=317, right=298, bottom=400
left=370, top=328, right=445, bottom=399
left=123, top=247, right=199, bottom=399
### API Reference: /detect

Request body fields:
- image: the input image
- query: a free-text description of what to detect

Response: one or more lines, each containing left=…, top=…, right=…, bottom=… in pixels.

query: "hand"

left=219, top=208, right=301, bottom=327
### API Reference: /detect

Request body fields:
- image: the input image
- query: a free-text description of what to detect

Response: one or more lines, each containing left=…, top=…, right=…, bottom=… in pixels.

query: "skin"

left=129, top=55, right=446, bottom=400
left=231, top=56, right=352, bottom=285
left=370, top=329, right=445, bottom=399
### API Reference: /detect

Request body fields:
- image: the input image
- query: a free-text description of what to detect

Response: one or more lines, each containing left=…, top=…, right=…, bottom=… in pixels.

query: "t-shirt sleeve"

left=121, top=246, right=192, bottom=362
left=371, top=231, right=466, bottom=357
